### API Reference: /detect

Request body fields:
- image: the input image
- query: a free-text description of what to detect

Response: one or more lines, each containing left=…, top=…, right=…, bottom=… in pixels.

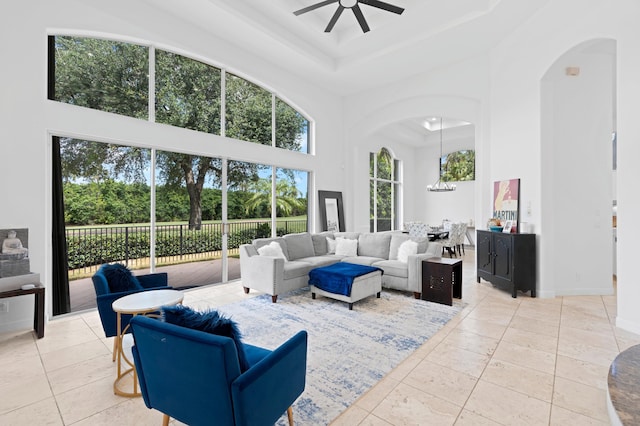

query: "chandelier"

left=427, top=117, right=456, bottom=192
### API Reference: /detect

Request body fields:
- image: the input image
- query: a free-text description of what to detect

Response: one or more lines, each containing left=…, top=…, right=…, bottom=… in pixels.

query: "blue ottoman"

left=308, top=263, right=382, bottom=310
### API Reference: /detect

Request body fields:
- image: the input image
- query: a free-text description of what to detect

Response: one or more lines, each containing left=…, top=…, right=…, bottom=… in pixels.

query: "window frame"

left=369, top=148, right=401, bottom=232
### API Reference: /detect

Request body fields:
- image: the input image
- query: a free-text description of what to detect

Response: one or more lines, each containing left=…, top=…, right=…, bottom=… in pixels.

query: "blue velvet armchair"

left=130, top=315, right=308, bottom=426
left=92, top=264, right=170, bottom=359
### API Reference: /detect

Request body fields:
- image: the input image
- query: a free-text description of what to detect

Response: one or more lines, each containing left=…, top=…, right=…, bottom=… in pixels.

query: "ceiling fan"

left=293, top=0, right=405, bottom=33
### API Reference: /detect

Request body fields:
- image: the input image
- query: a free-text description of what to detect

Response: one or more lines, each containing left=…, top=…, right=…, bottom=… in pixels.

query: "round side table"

left=112, top=289, right=183, bottom=397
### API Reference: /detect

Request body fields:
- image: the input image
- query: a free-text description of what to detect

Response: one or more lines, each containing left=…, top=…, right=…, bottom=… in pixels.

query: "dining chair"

left=456, top=222, right=468, bottom=255
left=440, top=222, right=460, bottom=258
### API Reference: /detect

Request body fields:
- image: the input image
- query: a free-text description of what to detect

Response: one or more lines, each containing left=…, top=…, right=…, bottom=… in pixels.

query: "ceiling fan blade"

left=359, top=0, right=405, bottom=15
left=293, top=0, right=338, bottom=16
left=324, top=6, right=345, bottom=32
left=352, top=5, right=370, bottom=33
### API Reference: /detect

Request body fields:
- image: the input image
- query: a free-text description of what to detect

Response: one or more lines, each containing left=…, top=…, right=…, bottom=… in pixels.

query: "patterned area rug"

left=217, top=288, right=461, bottom=425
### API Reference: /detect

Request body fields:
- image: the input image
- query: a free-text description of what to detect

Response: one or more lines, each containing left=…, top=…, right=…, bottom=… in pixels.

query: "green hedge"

left=67, top=226, right=270, bottom=269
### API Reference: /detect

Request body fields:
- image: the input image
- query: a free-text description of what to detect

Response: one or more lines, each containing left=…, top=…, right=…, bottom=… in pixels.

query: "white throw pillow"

left=326, top=237, right=337, bottom=254
left=397, top=240, right=418, bottom=263
left=257, top=241, right=287, bottom=261
left=335, top=238, right=358, bottom=257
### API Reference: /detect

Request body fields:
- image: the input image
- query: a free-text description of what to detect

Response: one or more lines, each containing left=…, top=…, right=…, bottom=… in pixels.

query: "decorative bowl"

left=489, top=226, right=503, bottom=232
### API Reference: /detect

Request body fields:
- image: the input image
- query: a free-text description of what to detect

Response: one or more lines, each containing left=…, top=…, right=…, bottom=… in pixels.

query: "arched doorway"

left=540, top=39, right=616, bottom=297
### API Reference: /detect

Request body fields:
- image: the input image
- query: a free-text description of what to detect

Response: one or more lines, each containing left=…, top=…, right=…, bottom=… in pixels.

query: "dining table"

left=427, top=230, right=449, bottom=241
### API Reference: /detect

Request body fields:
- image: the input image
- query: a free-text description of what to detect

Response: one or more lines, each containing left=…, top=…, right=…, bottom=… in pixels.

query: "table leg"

left=116, top=312, right=122, bottom=379
left=34, top=288, right=45, bottom=338
left=114, top=313, right=141, bottom=397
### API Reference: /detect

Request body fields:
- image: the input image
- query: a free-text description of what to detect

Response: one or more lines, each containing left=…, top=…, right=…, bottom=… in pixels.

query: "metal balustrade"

left=66, top=220, right=307, bottom=277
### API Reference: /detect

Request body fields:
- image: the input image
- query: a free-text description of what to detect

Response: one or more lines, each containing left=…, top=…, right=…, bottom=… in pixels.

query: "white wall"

left=418, top=127, right=476, bottom=227
left=486, top=0, right=640, bottom=332
left=344, top=0, right=640, bottom=333
left=541, top=43, right=614, bottom=297
left=0, top=0, right=344, bottom=332
left=344, top=55, right=487, bottom=234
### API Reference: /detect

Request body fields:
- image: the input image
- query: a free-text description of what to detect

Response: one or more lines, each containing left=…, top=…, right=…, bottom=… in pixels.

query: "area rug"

left=217, top=288, right=461, bottom=425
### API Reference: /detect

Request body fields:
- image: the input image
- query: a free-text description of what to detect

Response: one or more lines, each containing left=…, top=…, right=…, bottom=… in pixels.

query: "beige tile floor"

left=1, top=250, right=638, bottom=425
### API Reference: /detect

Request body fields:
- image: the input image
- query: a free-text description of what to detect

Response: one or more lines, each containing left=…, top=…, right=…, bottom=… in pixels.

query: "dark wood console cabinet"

left=476, top=230, right=536, bottom=298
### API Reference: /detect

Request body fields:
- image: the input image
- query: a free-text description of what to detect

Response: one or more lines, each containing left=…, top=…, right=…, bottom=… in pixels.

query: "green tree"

left=442, top=150, right=475, bottom=182
left=245, top=178, right=304, bottom=217
left=53, top=36, right=148, bottom=119
left=54, top=36, right=308, bottom=228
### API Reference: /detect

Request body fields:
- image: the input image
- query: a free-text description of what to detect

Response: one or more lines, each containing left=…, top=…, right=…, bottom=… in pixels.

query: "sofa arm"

left=424, top=242, right=442, bottom=257
left=239, top=244, right=285, bottom=295
left=406, top=251, right=440, bottom=293
left=231, top=331, right=308, bottom=426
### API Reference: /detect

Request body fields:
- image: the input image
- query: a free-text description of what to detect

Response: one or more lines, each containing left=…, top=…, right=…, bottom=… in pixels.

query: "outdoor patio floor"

left=69, top=258, right=242, bottom=313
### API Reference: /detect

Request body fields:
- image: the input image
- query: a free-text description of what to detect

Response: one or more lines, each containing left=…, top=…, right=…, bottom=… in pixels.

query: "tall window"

left=225, top=73, right=272, bottom=145
left=370, top=148, right=401, bottom=232
left=51, top=36, right=148, bottom=119
left=48, top=36, right=310, bottom=154
left=276, top=98, right=309, bottom=153
left=155, top=50, right=221, bottom=134
left=49, top=34, right=313, bottom=314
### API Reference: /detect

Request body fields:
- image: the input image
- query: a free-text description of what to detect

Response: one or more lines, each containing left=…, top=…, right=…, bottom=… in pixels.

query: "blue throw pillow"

left=162, top=305, right=250, bottom=372
left=101, top=263, right=143, bottom=293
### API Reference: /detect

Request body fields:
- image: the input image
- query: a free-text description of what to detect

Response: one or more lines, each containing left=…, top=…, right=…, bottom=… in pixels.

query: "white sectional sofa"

left=239, top=231, right=442, bottom=302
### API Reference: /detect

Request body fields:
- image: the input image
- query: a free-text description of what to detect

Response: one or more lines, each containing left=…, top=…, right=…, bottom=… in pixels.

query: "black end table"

left=421, top=258, right=462, bottom=306
left=0, top=285, right=45, bottom=338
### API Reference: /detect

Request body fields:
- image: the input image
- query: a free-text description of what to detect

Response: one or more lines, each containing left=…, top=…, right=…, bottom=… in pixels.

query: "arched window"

left=49, top=35, right=310, bottom=154
left=369, top=148, right=401, bottom=232
left=48, top=35, right=312, bottom=314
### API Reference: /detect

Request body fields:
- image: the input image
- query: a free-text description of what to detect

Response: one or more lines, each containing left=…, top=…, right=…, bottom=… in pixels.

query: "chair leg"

left=112, top=337, right=117, bottom=362
left=287, top=407, right=294, bottom=426
left=162, top=414, right=170, bottom=426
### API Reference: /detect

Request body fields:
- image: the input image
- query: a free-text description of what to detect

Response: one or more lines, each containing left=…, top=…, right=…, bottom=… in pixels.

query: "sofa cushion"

left=398, top=240, right=418, bottom=263
left=411, top=236, right=430, bottom=254
left=340, top=256, right=384, bottom=266
left=253, top=237, right=289, bottom=260
left=389, top=233, right=410, bottom=260
left=100, top=263, right=144, bottom=293
left=162, top=305, right=250, bottom=372
left=326, top=237, right=338, bottom=254
left=283, top=261, right=314, bottom=280
left=311, top=232, right=334, bottom=255
left=373, top=259, right=409, bottom=278
left=334, top=232, right=360, bottom=240
left=335, top=238, right=358, bottom=256
left=358, top=233, right=392, bottom=259
left=296, top=256, right=340, bottom=268
left=257, top=241, right=288, bottom=261
left=283, top=232, right=315, bottom=260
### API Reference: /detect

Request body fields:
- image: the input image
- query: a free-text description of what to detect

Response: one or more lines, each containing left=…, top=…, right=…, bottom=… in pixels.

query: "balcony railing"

left=66, top=220, right=307, bottom=277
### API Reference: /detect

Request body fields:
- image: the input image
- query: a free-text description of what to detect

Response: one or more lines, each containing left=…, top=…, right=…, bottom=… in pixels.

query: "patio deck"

left=68, top=258, right=242, bottom=313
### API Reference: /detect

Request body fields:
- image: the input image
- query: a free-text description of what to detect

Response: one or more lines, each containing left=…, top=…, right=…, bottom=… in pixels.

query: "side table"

left=111, top=289, right=183, bottom=397
left=421, top=258, right=462, bottom=306
left=0, top=285, right=45, bottom=338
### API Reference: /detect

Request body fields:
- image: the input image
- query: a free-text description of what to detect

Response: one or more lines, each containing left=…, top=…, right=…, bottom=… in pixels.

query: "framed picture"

left=502, top=220, right=513, bottom=233
left=493, top=178, right=520, bottom=233
left=318, top=190, right=344, bottom=232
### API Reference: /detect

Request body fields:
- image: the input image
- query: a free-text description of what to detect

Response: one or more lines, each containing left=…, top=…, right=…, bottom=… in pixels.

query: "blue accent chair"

left=130, top=315, right=308, bottom=426
left=92, top=264, right=170, bottom=359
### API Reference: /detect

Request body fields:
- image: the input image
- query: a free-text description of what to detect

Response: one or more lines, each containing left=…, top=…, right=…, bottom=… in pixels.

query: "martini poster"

left=493, top=178, right=520, bottom=233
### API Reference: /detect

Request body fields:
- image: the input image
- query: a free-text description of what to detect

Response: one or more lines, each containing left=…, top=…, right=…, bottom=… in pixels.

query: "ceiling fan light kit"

left=293, top=0, right=405, bottom=33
